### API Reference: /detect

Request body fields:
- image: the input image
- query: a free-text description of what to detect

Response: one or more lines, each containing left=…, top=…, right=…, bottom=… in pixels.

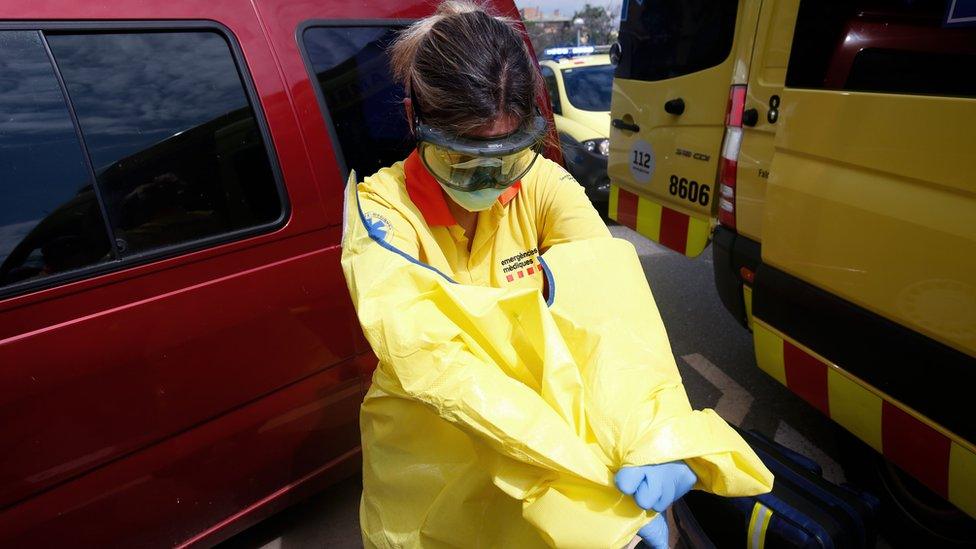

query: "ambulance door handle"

left=664, top=98, right=685, bottom=115
left=742, top=108, right=759, bottom=127
left=611, top=118, right=640, bottom=133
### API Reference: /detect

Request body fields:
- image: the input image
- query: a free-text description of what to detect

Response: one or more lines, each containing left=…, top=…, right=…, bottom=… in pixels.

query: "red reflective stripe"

left=783, top=342, right=829, bottom=415
left=882, top=402, right=950, bottom=497
left=659, top=207, right=689, bottom=255
left=617, top=188, right=638, bottom=229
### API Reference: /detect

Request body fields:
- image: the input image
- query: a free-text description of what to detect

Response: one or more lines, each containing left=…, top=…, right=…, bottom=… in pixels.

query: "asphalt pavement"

left=219, top=221, right=861, bottom=549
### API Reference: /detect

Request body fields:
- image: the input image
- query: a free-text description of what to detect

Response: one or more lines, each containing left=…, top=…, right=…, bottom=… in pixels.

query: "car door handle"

left=611, top=118, right=640, bottom=132
left=664, top=98, right=685, bottom=115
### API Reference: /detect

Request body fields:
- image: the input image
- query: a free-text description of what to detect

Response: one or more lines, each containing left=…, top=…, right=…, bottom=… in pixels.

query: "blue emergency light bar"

left=543, top=46, right=595, bottom=57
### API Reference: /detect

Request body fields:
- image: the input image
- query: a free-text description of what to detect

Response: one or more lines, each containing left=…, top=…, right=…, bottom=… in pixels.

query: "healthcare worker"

left=341, top=3, right=774, bottom=548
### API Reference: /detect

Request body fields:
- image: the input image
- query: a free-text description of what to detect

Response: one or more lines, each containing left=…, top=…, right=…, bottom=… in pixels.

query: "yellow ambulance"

left=539, top=47, right=613, bottom=210
left=607, top=0, right=976, bottom=545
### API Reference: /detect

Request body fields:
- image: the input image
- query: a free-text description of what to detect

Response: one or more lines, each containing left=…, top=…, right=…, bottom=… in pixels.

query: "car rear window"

left=562, top=64, right=614, bottom=112
left=786, top=0, right=976, bottom=97
left=1, top=27, right=283, bottom=296
left=615, top=0, right=739, bottom=82
left=301, top=25, right=412, bottom=179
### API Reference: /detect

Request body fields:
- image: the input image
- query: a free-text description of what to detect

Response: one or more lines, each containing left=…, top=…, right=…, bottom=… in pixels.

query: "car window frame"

left=540, top=64, right=562, bottom=115
left=0, top=20, right=289, bottom=301
left=295, top=19, right=417, bottom=183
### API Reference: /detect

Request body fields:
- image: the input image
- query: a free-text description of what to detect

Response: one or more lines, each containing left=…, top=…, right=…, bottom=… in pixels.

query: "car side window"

left=47, top=31, right=283, bottom=256
left=0, top=31, right=114, bottom=288
left=301, top=25, right=412, bottom=178
left=1, top=28, right=284, bottom=297
left=541, top=66, right=562, bottom=115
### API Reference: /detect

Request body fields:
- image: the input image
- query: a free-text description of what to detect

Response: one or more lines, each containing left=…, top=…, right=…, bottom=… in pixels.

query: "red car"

left=0, top=1, right=556, bottom=546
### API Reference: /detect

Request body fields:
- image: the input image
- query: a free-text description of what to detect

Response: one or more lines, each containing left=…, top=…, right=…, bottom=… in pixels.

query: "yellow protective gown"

left=341, top=172, right=773, bottom=549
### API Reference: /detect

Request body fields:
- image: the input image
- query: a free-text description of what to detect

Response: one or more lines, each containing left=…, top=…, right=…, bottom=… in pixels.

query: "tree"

left=521, top=3, right=620, bottom=54
left=523, top=19, right=572, bottom=52
left=572, top=3, right=619, bottom=46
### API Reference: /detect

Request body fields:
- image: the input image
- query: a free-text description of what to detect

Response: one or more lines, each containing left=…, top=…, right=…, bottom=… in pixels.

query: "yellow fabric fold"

left=342, top=173, right=773, bottom=549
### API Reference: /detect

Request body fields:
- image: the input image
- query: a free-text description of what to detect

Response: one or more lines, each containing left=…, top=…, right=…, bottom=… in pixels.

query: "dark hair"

left=390, top=1, right=541, bottom=135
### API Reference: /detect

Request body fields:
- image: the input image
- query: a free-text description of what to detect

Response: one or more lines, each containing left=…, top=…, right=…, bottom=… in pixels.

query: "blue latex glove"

left=615, top=461, right=697, bottom=512
left=637, top=513, right=668, bottom=549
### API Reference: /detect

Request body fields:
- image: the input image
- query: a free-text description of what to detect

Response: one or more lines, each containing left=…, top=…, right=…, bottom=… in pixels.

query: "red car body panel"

left=0, top=0, right=549, bottom=546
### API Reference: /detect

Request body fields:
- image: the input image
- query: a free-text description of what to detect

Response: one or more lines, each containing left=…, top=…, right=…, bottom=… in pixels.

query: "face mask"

left=439, top=181, right=508, bottom=212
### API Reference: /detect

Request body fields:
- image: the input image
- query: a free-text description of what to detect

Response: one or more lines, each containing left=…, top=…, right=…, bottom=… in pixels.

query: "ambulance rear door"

left=608, top=0, right=761, bottom=256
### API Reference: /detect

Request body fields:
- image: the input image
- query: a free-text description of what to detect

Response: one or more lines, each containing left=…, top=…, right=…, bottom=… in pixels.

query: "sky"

left=514, top=0, right=620, bottom=17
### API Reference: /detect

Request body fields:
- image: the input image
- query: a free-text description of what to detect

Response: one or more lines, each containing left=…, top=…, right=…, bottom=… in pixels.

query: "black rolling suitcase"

left=668, top=428, right=880, bottom=549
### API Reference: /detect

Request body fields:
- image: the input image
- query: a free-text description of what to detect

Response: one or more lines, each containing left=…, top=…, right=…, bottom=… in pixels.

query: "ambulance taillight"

left=718, top=85, right=746, bottom=229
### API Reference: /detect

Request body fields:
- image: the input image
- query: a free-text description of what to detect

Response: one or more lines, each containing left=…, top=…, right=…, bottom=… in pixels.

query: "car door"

left=608, top=0, right=760, bottom=256
left=0, top=6, right=363, bottom=546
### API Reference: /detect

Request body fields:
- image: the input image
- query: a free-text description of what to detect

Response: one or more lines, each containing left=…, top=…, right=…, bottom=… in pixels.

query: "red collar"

left=404, top=150, right=521, bottom=227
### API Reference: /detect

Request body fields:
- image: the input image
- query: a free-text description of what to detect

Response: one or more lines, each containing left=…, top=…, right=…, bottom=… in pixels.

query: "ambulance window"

left=45, top=31, right=283, bottom=257
left=301, top=25, right=412, bottom=179
left=846, top=49, right=976, bottom=97
left=541, top=66, right=562, bottom=115
left=0, top=31, right=114, bottom=291
left=615, top=0, right=739, bottom=82
left=787, top=0, right=976, bottom=97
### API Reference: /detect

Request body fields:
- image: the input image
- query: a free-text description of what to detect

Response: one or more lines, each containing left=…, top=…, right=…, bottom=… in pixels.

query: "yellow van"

left=608, top=0, right=976, bottom=545
left=540, top=48, right=613, bottom=210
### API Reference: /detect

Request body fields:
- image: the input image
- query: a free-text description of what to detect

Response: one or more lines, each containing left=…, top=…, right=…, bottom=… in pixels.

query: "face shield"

left=415, top=113, right=548, bottom=192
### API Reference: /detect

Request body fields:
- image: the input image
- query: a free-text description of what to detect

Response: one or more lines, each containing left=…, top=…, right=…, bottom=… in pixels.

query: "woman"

left=340, top=3, right=773, bottom=548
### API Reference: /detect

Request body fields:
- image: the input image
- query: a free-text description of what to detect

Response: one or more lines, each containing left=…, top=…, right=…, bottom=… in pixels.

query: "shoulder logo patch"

left=364, top=212, right=393, bottom=242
